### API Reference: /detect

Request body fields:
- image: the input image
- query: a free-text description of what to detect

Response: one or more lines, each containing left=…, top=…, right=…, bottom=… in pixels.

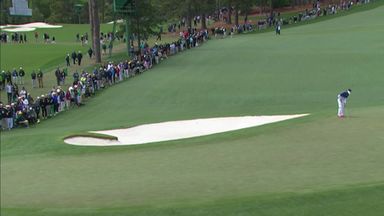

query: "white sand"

left=5, top=22, right=63, bottom=29
left=65, top=137, right=121, bottom=146
left=107, top=19, right=124, bottom=24
left=65, top=114, right=309, bottom=147
left=2, top=27, right=36, bottom=32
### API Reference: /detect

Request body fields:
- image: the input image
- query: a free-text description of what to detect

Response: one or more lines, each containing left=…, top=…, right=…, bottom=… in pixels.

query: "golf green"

left=1, top=5, right=384, bottom=216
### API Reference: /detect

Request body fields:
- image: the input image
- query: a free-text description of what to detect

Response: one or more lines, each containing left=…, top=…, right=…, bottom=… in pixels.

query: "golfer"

left=337, top=89, right=351, bottom=118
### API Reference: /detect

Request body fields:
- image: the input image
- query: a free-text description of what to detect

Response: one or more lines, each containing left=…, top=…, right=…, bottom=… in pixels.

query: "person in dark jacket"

left=71, top=51, right=77, bottom=65
left=65, top=54, right=70, bottom=66
left=55, top=68, right=61, bottom=86
left=88, top=47, right=93, bottom=58
left=40, top=95, right=48, bottom=119
left=18, top=67, right=25, bottom=84
left=31, top=70, right=37, bottom=88
left=77, top=51, right=83, bottom=66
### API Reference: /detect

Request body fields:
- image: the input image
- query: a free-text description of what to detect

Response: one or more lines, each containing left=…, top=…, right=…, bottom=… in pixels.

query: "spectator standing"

left=73, top=71, right=79, bottom=83
left=18, top=67, right=25, bottom=84
left=65, top=87, right=72, bottom=110
left=6, top=70, right=12, bottom=84
left=12, top=68, right=18, bottom=84
left=102, top=43, right=107, bottom=54
left=276, top=22, right=281, bottom=35
left=31, top=70, right=37, bottom=88
left=5, top=105, right=13, bottom=130
left=19, top=86, right=27, bottom=98
left=65, top=54, right=70, bottom=66
left=0, top=103, right=5, bottom=130
left=77, top=51, right=83, bottom=66
left=88, top=47, right=93, bottom=58
left=0, top=70, right=5, bottom=90
left=71, top=51, right=77, bottom=65
left=6, top=83, right=13, bottom=104
left=62, top=68, right=68, bottom=85
left=40, top=95, right=47, bottom=119
left=34, top=32, right=38, bottom=42
left=37, top=69, right=43, bottom=88
left=52, top=92, right=59, bottom=115
left=55, top=68, right=61, bottom=86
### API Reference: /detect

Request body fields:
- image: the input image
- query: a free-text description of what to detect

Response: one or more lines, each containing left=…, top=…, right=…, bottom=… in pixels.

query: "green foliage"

left=48, top=0, right=77, bottom=23
left=130, top=0, right=163, bottom=38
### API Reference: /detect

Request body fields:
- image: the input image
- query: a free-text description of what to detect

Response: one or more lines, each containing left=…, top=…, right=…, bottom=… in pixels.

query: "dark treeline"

left=0, top=0, right=313, bottom=25
left=0, top=0, right=114, bottom=25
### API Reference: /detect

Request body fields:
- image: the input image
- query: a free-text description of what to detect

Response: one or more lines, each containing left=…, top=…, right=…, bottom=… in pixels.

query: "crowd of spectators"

left=255, top=0, right=369, bottom=30
left=0, top=27, right=210, bottom=130
left=0, top=32, right=27, bottom=43
left=0, top=32, right=57, bottom=43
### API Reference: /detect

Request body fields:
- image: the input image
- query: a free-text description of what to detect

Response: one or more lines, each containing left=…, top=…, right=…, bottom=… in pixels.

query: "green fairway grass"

left=1, top=4, right=384, bottom=216
left=0, top=24, right=118, bottom=72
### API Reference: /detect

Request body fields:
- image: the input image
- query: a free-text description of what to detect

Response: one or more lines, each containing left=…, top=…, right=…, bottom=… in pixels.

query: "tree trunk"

left=137, top=17, right=141, bottom=55
left=187, top=0, right=192, bottom=29
left=89, top=1, right=94, bottom=51
left=228, top=0, right=232, bottom=24
left=234, top=4, right=239, bottom=26
left=201, top=13, right=207, bottom=29
left=136, top=0, right=141, bottom=55
left=89, top=0, right=101, bottom=63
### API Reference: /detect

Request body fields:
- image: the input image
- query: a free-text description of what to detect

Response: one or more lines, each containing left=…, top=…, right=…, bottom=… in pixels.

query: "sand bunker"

left=65, top=114, right=309, bottom=147
left=5, top=22, right=63, bottom=28
left=107, top=19, right=124, bottom=24
left=2, top=27, right=36, bottom=32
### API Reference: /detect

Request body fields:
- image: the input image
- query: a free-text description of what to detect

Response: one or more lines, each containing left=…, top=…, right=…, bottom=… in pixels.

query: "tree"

left=242, top=0, right=255, bottom=23
left=0, top=0, right=11, bottom=25
left=228, top=0, right=232, bottom=24
left=48, top=0, right=77, bottom=23
left=89, top=0, right=101, bottom=63
left=128, top=0, right=164, bottom=52
left=194, top=0, right=216, bottom=29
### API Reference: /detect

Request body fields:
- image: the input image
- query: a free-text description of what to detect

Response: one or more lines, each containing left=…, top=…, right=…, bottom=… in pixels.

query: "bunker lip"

left=64, top=114, right=309, bottom=146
